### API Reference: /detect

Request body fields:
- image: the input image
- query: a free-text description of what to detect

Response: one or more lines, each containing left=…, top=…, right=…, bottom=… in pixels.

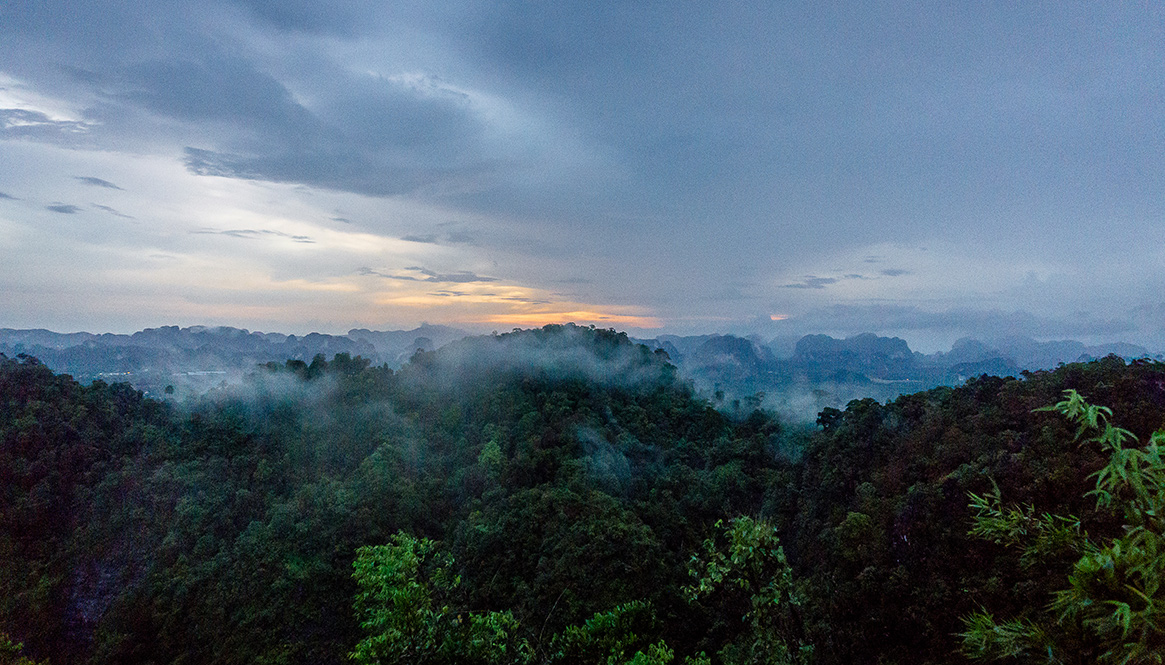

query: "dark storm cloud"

left=75, top=176, right=123, bottom=189
left=46, top=203, right=82, bottom=214
left=126, top=55, right=318, bottom=131
left=7, top=1, right=1161, bottom=230
left=2, top=2, right=498, bottom=199
left=175, top=65, right=493, bottom=197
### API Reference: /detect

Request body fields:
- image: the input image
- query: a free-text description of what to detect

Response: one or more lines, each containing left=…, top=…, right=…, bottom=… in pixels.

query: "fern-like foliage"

left=962, top=390, right=1165, bottom=664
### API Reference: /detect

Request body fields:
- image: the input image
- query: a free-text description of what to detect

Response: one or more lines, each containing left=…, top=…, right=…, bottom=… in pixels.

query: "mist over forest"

left=3, top=323, right=1165, bottom=665
left=1, top=324, right=1157, bottom=422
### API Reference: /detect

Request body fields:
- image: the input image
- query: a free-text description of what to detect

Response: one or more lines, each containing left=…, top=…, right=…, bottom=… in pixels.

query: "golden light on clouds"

left=770, top=314, right=789, bottom=321
left=369, top=277, right=661, bottom=329
left=480, top=310, right=662, bottom=328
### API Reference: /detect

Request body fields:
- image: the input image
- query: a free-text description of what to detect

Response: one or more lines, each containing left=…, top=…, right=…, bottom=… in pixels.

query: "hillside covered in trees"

left=2, top=325, right=1163, bottom=664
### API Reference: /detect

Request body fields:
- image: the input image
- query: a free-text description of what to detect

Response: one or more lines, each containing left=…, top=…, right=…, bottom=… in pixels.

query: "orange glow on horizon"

left=770, top=314, right=788, bottom=321
left=366, top=278, right=662, bottom=329
left=479, top=310, right=663, bottom=329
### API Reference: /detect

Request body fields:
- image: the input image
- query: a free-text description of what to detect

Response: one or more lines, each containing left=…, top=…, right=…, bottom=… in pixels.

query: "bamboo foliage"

left=962, top=390, right=1165, bottom=664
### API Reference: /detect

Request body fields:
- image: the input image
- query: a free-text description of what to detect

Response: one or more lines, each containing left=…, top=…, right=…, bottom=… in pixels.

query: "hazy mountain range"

left=645, top=332, right=1158, bottom=421
left=1, top=325, right=1157, bottom=420
left=0, top=325, right=465, bottom=396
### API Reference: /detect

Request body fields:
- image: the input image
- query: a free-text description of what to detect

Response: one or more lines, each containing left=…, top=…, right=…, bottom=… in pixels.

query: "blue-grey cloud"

left=183, top=148, right=265, bottom=180
left=400, top=230, right=479, bottom=246
left=92, top=204, right=134, bottom=219
left=1, top=1, right=1162, bottom=337
left=46, top=203, right=82, bottom=214
left=443, top=230, right=478, bottom=246
left=783, top=276, right=838, bottom=290
left=0, top=191, right=16, bottom=200
left=76, top=176, right=123, bottom=189
left=768, top=304, right=1136, bottom=341
left=405, top=266, right=498, bottom=283
left=497, top=295, right=551, bottom=304
left=191, top=228, right=314, bottom=243
left=126, top=54, right=319, bottom=131
left=229, top=0, right=366, bottom=36
left=359, top=266, right=498, bottom=283
left=0, top=109, right=92, bottom=142
left=401, top=234, right=439, bottom=244
left=127, top=46, right=499, bottom=198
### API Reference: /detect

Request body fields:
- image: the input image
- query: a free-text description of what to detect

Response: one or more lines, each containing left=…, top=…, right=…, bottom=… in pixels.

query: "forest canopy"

left=1, top=326, right=1163, bottom=664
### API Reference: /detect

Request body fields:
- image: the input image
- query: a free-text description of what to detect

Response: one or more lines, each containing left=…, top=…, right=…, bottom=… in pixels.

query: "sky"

left=0, top=1, right=1162, bottom=351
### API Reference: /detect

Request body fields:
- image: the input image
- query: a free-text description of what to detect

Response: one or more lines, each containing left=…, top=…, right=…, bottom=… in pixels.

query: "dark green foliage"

left=6, top=337, right=1165, bottom=665
left=350, top=533, right=528, bottom=665
left=0, top=328, right=786, bottom=664
left=684, top=517, right=811, bottom=665
left=0, top=631, right=45, bottom=665
left=961, top=390, right=1165, bottom=664
left=548, top=601, right=662, bottom=665
left=781, top=358, right=1165, bottom=664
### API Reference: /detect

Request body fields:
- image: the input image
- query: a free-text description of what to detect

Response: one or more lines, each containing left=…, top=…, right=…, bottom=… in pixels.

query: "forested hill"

left=1, top=326, right=791, bottom=664
left=2, top=326, right=1164, bottom=664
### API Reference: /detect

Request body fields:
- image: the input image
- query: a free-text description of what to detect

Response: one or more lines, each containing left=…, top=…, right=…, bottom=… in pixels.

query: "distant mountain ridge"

left=1, top=325, right=1157, bottom=417
left=637, top=331, right=1159, bottom=420
left=0, top=324, right=468, bottom=395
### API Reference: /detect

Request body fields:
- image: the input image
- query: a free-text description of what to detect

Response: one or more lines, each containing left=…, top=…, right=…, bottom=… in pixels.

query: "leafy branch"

left=961, top=390, right=1165, bottom=664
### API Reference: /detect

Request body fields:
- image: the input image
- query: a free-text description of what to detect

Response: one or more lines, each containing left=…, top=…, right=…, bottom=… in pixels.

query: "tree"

left=548, top=601, right=671, bottom=665
left=685, top=517, right=812, bottom=665
left=962, top=390, right=1165, bottom=664
left=0, top=632, right=45, bottom=665
left=350, top=532, right=528, bottom=665
left=351, top=533, right=683, bottom=665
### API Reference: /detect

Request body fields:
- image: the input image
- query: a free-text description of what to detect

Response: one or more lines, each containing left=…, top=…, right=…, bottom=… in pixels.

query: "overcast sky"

left=1, top=1, right=1162, bottom=350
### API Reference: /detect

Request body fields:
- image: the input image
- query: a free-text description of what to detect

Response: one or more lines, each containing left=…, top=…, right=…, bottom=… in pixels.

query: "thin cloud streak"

left=75, top=176, right=123, bottom=189
left=92, top=203, right=134, bottom=219
left=191, top=228, right=315, bottom=243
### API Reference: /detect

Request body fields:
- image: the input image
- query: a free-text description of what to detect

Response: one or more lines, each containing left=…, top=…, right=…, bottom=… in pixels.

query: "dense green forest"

left=2, top=325, right=1163, bottom=664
